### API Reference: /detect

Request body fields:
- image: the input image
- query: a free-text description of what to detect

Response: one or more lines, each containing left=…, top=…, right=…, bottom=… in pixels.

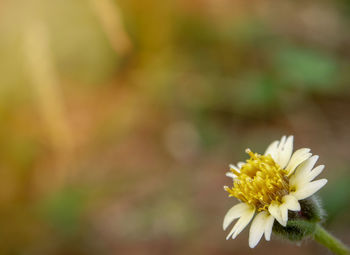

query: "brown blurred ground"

left=0, top=0, right=349, bottom=254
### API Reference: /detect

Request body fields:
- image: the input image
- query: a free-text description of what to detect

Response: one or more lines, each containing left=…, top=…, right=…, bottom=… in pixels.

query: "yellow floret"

left=225, top=149, right=289, bottom=211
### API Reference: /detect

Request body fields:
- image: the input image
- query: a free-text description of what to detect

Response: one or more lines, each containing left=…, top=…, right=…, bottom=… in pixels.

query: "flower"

left=223, top=136, right=327, bottom=248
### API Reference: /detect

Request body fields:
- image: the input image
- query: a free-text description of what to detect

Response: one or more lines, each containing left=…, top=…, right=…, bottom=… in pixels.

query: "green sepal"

left=273, top=218, right=316, bottom=241
left=296, top=196, right=325, bottom=222
left=272, top=196, right=325, bottom=242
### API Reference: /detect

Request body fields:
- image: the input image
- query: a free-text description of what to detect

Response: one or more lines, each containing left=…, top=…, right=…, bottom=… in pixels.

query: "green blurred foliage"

left=321, top=174, right=350, bottom=224
left=39, top=187, right=87, bottom=236
left=275, top=46, right=339, bottom=90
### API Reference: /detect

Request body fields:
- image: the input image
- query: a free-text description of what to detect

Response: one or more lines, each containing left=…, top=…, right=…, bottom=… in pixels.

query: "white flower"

left=223, top=136, right=327, bottom=248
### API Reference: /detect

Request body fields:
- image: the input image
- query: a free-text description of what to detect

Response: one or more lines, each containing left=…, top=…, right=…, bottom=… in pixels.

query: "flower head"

left=223, top=136, right=327, bottom=248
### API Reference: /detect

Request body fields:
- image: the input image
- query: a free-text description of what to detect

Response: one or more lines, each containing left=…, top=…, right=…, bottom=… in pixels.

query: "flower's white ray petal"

left=278, top=136, right=294, bottom=169
left=288, top=174, right=299, bottom=188
left=278, top=136, right=287, bottom=150
left=264, top=214, right=275, bottom=241
left=223, top=203, right=252, bottom=230
left=229, top=164, right=240, bottom=172
left=226, top=225, right=237, bottom=240
left=290, top=156, right=319, bottom=186
left=268, top=203, right=286, bottom=226
left=272, top=136, right=286, bottom=167
left=237, top=162, right=245, bottom=168
left=231, top=208, right=255, bottom=239
left=307, top=165, right=325, bottom=182
left=280, top=204, right=288, bottom=223
left=286, top=148, right=312, bottom=175
left=225, top=172, right=236, bottom=179
left=292, top=179, right=328, bottom=200
left=295, top=155, right=319, bottom=177
left=286, top=148, right=312, bottom=176
left=264, top=140, right=279, bottom=160
left=282, top=195, right=301, bottom=211
left=249, top=212, right=267, bottom=248
left=226, top=208, right=255, bottom=239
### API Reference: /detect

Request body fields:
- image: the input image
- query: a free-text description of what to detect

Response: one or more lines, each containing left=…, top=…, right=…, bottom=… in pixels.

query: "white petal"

left=292, top=179, right=328, bottom=200
left=268, top=203, right=286, bottom=226
left=248, top=211, right=274, bottom=246
left=264, top=140, right=279, bottom=159
left=277, top=136, right=294, bottom=169
left=226, top=172, right=236, bottom=179
left=229, top=164, right=240, bottom=172
left=280, top=204, right=288, bottom=223
left=307, top=165, right=325, bottom=182
left=278, top=136, right=287, bottom=150
left=289, top=156, right=319, bottom=186
left=268, top=136, right=286, bottom=165
left=249, top=212, right=267, bottom=248
left=282, top=195, right=301, bottom=211
left=229, top=208, right=255, bottom=239
left=237, top=161, right=245, bottom=168
left=264, top=214, right=275, bottom=241
left=295, top=155, right=319, bottom=177
left=223, top=203, right=251, bottom=230
left=285, top=148, right=312, bottom=176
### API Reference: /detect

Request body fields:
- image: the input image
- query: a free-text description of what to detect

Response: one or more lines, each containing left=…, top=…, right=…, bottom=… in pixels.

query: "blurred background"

left=0, top=0, right=349, bottom=254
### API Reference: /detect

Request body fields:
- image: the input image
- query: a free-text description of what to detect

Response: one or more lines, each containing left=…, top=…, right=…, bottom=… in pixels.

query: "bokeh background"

left=0, top=0, right=349, bottom=254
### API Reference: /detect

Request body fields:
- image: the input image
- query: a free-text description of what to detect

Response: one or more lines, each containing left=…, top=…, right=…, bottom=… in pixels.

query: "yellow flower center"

left=225, top=149, right=289, bottom=211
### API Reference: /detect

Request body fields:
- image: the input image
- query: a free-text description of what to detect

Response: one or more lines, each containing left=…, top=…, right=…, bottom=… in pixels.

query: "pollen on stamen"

left=226, top=149, right=290, bottom=211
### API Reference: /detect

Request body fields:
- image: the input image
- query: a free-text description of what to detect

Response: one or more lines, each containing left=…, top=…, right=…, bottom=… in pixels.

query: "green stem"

left=314, top=224, right=350, bottom=255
